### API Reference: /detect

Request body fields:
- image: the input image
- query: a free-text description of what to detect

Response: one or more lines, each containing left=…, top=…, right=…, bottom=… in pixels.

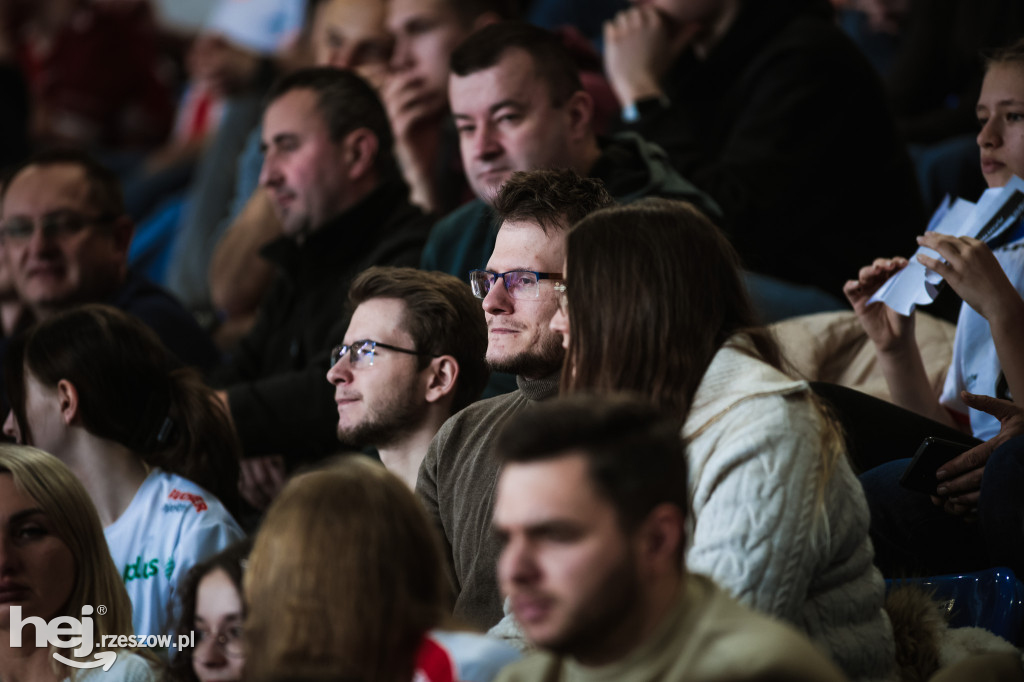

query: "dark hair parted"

left=450, top=22, right=583, bottom=107
left=1, top=148, right=124, bottom=217
left=348, top=266, right=488, bottom=412
left=167, top=538, right=253, bottom=682
left=492, top=169, right=614, bottom=234
left=265, top=67, right=395, bottom=175
left=244, top=457, right=450, bottom=682
left=494, top=393, right=687, bottom=530
left=3, top=304, right=242, bottom=514
left=562, top=198, right=783, bottom=417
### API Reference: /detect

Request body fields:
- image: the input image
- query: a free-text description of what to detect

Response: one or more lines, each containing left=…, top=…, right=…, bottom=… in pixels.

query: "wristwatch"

left=621, top=94, right=671, bottom=123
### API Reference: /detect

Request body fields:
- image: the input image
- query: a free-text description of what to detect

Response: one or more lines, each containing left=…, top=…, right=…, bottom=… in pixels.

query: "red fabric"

left=15, top=2, right=174, bottom=149
left=414, top=635, right=457, bottom=682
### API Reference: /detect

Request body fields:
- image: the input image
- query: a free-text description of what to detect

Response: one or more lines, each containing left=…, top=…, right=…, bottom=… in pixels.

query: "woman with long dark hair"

left=3, top=305, right=245, bottom=642
left=549, top=198, right=894, bottom=682
left=166, top=540, right=251, bottom=682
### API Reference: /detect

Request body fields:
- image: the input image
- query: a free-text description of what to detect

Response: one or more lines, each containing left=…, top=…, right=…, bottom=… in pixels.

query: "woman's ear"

left=424, top=356, right=460, bottom=405
left=56, top=379, right=80, bottom=426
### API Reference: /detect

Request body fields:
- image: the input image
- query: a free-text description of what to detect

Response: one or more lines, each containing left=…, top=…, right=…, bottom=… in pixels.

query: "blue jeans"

left=860, top=434, right=1024, bottom=577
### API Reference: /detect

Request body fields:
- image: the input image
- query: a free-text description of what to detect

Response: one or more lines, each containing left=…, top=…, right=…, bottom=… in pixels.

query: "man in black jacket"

left=603, top=0, right=924, bottom=298
left=210, top=68, right=431, bottom=502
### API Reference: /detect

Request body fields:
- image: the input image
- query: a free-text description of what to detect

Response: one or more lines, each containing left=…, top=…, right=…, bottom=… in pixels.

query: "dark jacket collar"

left=260, top=179, right=411, bottom=280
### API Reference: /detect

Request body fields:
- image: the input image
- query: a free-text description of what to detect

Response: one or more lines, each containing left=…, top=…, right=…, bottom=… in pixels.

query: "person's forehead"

left=316, top=0, right=387, bottom=38
left=450, top=49, right=545, bottom=111
left=387, top=0, right=457, bottom=31
left=495, top=453, right=607, bottom=525
left=343, top=297, right=413, bottom=344
left=980, top=63, right=1024, bottom=105
left=3, top=164, right=94, bottom=216
left=487, top=220, right=566, bottom=271
left=263, top=89, right=327, bottom=138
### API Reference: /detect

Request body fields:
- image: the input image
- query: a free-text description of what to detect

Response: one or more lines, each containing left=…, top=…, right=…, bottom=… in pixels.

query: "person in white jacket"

left=548, top=197, right=895, bottom=682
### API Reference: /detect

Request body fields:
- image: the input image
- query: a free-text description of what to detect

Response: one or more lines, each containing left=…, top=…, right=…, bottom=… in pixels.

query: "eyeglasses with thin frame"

left=329, top=339, right=436, bottom=369
left=468, top=269, right=563, bottom=300
left=194, top=623, right=244, bottom=658
left=0, top=210, right=117, bottom=245
left=553, top=282, right=568, bottom=316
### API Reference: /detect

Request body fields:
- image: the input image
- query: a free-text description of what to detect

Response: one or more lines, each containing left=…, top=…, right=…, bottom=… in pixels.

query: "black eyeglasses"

left=329, top=339, right=436, bottom=369
left=468, top=269, right=563, bottom=300
left=0, top=210, right=116, bottom=244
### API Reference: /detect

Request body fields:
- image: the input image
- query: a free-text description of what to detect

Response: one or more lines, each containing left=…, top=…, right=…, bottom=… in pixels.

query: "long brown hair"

left=561, top=198, right=782, bottom=416
left=4, top=304, right=242, bottom=514
left=243, top=457, right=449, bottom=682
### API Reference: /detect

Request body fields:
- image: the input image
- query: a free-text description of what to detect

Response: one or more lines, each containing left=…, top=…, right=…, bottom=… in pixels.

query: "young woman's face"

left=977, top=62, right=1024, bottom=188
left=192, top=568, right=245, bottom=682
left=2, top=368, right=65, bottom=455
left=0, top=473, right=76, bottom=631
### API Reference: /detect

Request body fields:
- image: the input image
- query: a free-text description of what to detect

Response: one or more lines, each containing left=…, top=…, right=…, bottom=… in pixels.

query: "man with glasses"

left=326, top=266, right=488, bottom=488
left=417, top=168, right=613, bottom=632
left=0, top=149, right=219, bottom=369
left=210, top=67, right=432, bottom=508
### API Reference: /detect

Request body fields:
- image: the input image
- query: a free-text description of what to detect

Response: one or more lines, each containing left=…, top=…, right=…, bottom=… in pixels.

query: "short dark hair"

left=348, top=266, right=488, bottom=412
left=492, top=169, right=614, bottom=234
left=265, top=67, right=396, bottom=175
left=494, top=394, right=688, bottom=531
left=1, top=149, right=124, bottom=216
left=451, top=22, right=582, bottom=107
left=985, top=37, right=1024, bottom=70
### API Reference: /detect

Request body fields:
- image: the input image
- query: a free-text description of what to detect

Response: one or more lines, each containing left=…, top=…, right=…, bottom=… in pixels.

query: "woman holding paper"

left=843, top=38, right=1024, bottom=576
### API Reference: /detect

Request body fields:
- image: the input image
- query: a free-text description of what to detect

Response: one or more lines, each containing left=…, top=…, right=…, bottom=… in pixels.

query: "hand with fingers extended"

left=931, top=391, right=1024, bottom=515
left=238, top=455, right=287, bottom=510
left=915, top=233, right=1023, bottom=323
left=603, top=5, right=696, bottom=107
left=843, top=257, right=913, bottom=353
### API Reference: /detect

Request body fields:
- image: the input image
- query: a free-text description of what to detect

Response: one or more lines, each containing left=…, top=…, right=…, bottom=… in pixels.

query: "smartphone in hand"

left=899, top=437, right=972, bottom=494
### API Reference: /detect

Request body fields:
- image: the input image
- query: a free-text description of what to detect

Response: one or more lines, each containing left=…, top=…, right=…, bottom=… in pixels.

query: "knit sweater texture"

left=417, top=374, right=560, bottom=629
left=684, top=336, right=895, bottom=681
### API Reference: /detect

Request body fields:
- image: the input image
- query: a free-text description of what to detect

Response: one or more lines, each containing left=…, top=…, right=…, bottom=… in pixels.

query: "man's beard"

left=336, top=392, right=426, bottom=450
left=528, top=549, right=641, bottom=661
left=487, top=333, right=565, bottom=378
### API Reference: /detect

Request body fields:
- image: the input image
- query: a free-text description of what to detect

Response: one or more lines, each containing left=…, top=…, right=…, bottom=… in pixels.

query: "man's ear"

left=634, top=503, right=685, bottom=575
left=55, top=379, right=80, bottom=426
left=342, top=128, right=380, bottom=182
left=424, top=355, right=460, bottom=405
left=564, top=90, right=595, bottom=142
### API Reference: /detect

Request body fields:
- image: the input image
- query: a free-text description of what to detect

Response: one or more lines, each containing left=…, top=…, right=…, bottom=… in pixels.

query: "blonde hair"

left=244, top=457, right=449, bottom=682
left=0, top=445, right=135, bottom=680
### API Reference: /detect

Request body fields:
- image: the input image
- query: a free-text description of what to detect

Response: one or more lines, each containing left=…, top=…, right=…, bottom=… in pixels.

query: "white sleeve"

left=685, top=395, right=827, bottom=624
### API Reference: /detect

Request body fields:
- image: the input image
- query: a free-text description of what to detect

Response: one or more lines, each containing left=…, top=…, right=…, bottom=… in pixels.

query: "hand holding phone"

left=899, top=437, right=972, bottom=494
